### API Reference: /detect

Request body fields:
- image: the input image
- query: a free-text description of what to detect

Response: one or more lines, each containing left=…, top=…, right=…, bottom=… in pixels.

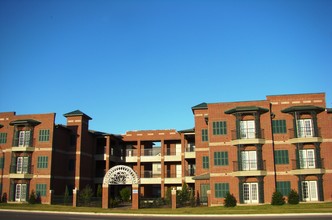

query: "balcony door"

left=240, top=120, right=255, bottom=139
left=302, top=181, right=318, bottom=201
left=15, top=184, right=27, bottom=202
left=16, top=156, right=29, bottom=174
left=241, top=151, right=257, bottom=171
left=299, top=149, right=315, bottom=169
left=243, top=182, right=259, bottom=204
left=18, top=131, right=31, bottom=147
left=297, top=119, right=313, bottom=138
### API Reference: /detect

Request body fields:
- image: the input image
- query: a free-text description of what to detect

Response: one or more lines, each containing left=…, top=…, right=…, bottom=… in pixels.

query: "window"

left=272, top=120, right=287, bottom=134
left=0, top=133, right=7, bottom=144
left=214, top=151, right=228, bottom=166
left=202, top=129, right=208, bottom=142
left=0, top=157, right=4, bottom=169
left=39, top=129, right=50, bottom=142
left=36, top=184, right=47, bottom=196
left=276, top=181, right=291, bottom=196
left=240, top=120, right=255, bottom=139
left=297, top=119, right=314, bottom=137
left=215, top=183, right=229, bottom=198
left=203, top=156, right=209, bottom=169
left=299, top=149, right=315, bottom=168
left=213, top=121, right=227, bottom=135
left=19, top=131, right=31, bottom=147
left=37, top=156, right=48, bottom=168
left=274, top=150, right=289, bottom=164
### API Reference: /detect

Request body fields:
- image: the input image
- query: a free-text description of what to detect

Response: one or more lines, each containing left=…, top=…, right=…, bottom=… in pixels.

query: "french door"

left=16, top=157, right=29, bottom=174
left=297, top=119, right=313, bottom=137
left=302, top=181, right=318, bottom=201
left=15, top=184, right=27, bottom=202
left=243, top=183, right=259, bottom=204
left=176, top=164, right=182, bottom=178
left=299, top=149, right=315, bottom=169
left=240, top=120, right=255, bottom=139
left=19, top=131, right=31, bottom=147
left=241, top=151, right=257, bottom=171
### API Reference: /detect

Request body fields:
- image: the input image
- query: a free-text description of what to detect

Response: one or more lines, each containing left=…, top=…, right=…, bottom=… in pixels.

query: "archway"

left=102, top=165, right=140, bottom=209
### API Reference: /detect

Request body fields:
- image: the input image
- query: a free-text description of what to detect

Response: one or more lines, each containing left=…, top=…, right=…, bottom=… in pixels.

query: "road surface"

left=0, top=210, right=331, bottom=220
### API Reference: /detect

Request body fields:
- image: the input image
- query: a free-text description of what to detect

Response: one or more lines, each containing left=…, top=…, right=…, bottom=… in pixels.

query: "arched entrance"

left=102, top=165, right=140, bottom=209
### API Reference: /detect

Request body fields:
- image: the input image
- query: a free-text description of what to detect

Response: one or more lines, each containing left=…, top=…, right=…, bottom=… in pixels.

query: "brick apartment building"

left=0, top=92, right=331, bottom=205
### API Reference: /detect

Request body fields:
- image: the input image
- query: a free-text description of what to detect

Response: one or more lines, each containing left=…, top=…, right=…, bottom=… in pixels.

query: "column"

left=48, top=190, right=54, bottom=205
left=132, top=184, right=139, bottom=209
left=72, top=188, right=79, bottom=207
left=207, top=190, right=211, bottom=207
left=102, top=185, right=109, bottom=209
left=171, top=188, right=177, bottom=209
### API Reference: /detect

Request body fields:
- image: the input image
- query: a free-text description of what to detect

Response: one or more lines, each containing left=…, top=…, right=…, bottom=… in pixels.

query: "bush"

left=164, top=187, right=172, bottom=206
left=63, top=185, right=70, bottom=205
left=110, top=198, right=120, bottom=208
left=2, top=193, right=7, bottom=203
left=224, top=192, right=237, bottom=207
left=96, top=184, right=102, bottom=197
left=288, top=189, right=299, bottom=204
left=271, top=191, right=285, bottom=205
left=79, top=185, right=94, bottom=206
left=29, top=190, right=37, bottom=204
left=120, top=187, right=131, bottom=202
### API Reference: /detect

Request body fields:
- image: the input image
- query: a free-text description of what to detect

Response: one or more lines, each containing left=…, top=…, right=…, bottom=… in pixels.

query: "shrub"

left=110, top=198, right=120, bottom=208
left=96, top=184, right=102, bottom=197
left=63, top=185, right=70, bottom=205
left=79, top=185, right=94, bottom=206
left=164, top=187, right=172, bottom=206
left=271, top=191, right=285, bottom=205
left=2, top=193, right=7, bottom=203
left=120, top=187, right=131, bottom=202
left=224, top=192, right=237, bottom=207
left=29, top=190, right=37, bottom=204
left=288, top=189, right=299, bottom=204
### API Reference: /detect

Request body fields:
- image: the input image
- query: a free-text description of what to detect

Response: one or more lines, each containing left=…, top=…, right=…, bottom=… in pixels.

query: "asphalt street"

left=1, top=210, right=332, bottom=220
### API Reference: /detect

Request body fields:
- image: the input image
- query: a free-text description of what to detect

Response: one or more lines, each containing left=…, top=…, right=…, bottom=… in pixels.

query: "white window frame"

left=302, top=181, right=318, bottom=201
left=19, top=131, right=31, bottom=147
left=299, top=149, right=315, bottom=169
left=241, top=151, right=257, bottom=171
left=240, top=120, right=256, bottom=139
left=297, top=119, right=313, bottom=138
left=15, top=184, right=27, bottom=202
left=243, top=182, right=259, bottom=204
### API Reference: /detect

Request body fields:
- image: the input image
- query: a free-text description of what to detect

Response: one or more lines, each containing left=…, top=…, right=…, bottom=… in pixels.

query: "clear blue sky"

left=1, top=0, right=331, bottom=134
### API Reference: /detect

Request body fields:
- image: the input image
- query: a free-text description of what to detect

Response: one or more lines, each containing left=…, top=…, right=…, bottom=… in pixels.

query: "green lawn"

left=1, top=202, right=332, bottom=215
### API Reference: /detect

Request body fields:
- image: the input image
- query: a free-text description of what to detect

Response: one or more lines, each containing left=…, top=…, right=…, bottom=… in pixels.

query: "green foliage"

left=120, top=187, right=131, bottom=202
left=96, top=184, right=102, bottom=198
left=271, top=191, right=285, bottom=205
left=224, top=192, right=237, bottom=207
left=1, top=192, right=7, bottom=203
left=177, top=183, right=190, bottom=207
left=109, top=198, right=120, bottom=208
left=63, top=185, right=70, bottom=205
left=29, top=190, right=37, bottom=204
left=288, top=189, right=299, bottom=205
left=79, top=185, right=94, bottom=206
left=164, top=187, right=172, bottom=206
left=189, top=188, right=196, bottom=207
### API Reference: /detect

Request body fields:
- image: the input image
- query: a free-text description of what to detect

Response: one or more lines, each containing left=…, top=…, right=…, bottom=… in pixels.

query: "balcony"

left=141, top=148, right=161, bottom=162
left=290, top=159, right=325, bottom=175
left=140, top=171, right=161, bottom=184
left=185, top=146, right=196, bottom=159
left=288, top=127, right=322, bottom=144
left=232, top=160, right=267, bottom=176
left=164, top=148, right=181, bottom=162
left=231, top=129, right=265, bottom=145
left=165, top=170, right=182, bottom=184
left=9, top=165, right=34, bottom=179
left=12, top=138, right=36, bottom=152
left=125, top=149, right=138, bottom=162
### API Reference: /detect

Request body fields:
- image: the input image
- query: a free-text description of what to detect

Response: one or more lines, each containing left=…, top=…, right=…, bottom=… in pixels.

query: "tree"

left=80, top=185, right=94, bottom=206
left=271, top=191, right=285, bottom=205
left=224, top=192, right=237, bottom=207
left=177, top=183, right=190, bottom=207
left=63, top=185, right=70, bottom=205
left=29, top=190, right=37, bottom=204
left=288, top=189, right=299, bottom=204
left=96, top=184, right=102, bottom=197
left=120, top=187, right=131, bottom=202
left=164, top=187, right=172, bottom=206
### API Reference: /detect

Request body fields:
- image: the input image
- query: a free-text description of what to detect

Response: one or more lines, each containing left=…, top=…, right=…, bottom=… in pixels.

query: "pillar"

left=72, top=188, right=79, bottom=207
left=102, top=185, right=109, bottom=209
left=48, top=190, right=54, bottom=205
left=171, top=188, right=177, bottom=209
left=207, top=190, right=211, bottom=207
left=132, top=184, right=139, bottom=209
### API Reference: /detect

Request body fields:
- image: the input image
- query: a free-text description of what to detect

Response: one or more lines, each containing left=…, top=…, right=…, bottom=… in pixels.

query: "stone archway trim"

left=103, top=165, right=140, bottom=186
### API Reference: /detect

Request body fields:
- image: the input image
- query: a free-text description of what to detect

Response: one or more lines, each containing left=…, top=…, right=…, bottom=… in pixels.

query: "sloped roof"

left=225, top=106, right=269, bottom=114
left=192, top=173, right=210, bottom=180
left=178, top=128, right=195, bottom=133
left=281, top=105, right=325, bottom=114
left=9, top=119, right=41, bottom=126
left=63, top=110, right=92, bottom=120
